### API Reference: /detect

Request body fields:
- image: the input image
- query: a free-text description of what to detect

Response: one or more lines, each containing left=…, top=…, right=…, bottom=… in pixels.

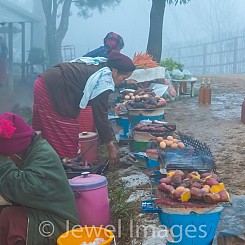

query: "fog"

left=7, top=0, right=245, bottom=59
left=63, top=0, right=152, bottom=57
left=63, top=0, right=245, bottom=58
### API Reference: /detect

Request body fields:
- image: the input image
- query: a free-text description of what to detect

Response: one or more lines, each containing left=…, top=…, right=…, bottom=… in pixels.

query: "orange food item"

left=167, top=136, right=174, bottom=141
left=160, top=177, right=172, bottom=185
left=204, top=177, right=219, bottom=187
left=190, top=187, right=206, bottom=200
left=178, top=142, right=185, bottom=148
left=159, top=141, right=166, bottom=149
left=158, top=183, right=175, bottom=194
left=181, top=190, right=191, bottom=203
left=203, top=193, right=221, bottom=204
left=202, top=187, right=210, bottom=193
left=210, top=183, right=225, bottom=193
left=172, top=139, right=179, bottom=143
left=133, top=52, right=158, bottom=69
left=156, top=137, right=164, bottom=142
left=219, top=190, right=230, bottom=202
left=203, top=185, right=211, bottom=190
left=170, top=190, right=182, bottom=200
left=176, top=186, right=186, bottom=193
left=187, top=171, right=201, bottom=179
left=171, top=143, right=178, bottom=148
left=166, top=141, right=173, bottom=147
left=172, top=170, right=185, bottom=179
left=167, top=171, right=176, bottom=178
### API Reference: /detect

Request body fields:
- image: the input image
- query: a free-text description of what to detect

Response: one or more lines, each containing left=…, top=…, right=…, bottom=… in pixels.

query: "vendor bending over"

left=0, top=112, right=79, bottom=245
left=32, top=51, right=135, bottom=164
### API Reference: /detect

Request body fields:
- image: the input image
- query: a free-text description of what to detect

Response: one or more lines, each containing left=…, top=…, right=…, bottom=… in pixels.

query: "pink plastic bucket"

left=69, top=172, right=110, bottom=227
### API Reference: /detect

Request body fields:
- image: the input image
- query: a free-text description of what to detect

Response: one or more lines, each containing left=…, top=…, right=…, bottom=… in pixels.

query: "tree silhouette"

left=147, top=0, right=190, bottom=62
left=41, top=0, right=121, bottom=67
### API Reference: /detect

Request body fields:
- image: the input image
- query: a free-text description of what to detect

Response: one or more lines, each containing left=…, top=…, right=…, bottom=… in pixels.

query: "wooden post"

left=219, top=41, right=223, bottom=74
left=233, top=37, right=238, bottom=74
left=8, top=23, right=14, bottom=95
left=21, top=22, right=26, bottom=83
left=203, top=44, right=207, bottom=74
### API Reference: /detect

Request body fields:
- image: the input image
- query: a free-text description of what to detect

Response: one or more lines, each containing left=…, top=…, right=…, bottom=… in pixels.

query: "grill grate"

left=158, top=132, right=216, bottom=172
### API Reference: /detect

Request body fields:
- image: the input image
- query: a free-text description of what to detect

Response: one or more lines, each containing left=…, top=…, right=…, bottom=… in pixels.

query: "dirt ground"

left=0, top=74, right=244, bottom=197
left=165, top=74, right=245, bottom=195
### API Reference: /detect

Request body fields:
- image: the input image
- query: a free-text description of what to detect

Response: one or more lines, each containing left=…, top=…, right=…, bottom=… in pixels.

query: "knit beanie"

left=0, top=112, right=34, bottom=155
left=107, top=51, right=136, bottom=72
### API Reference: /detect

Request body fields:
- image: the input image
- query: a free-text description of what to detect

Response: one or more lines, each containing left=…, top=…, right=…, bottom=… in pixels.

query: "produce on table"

left=203, top=193, right=221, bottom=204
left=133, top=52, right=158, bottom=69
left=158, top=183, right=175, bottom=194
left=156, top=136, right=186, bottom=149
left=158, top=170, right=229, bottom=204
left=180, top=190, right=191, bottom=202
left=204, top=177, right=219, bottom=187
left=120, top=88, right=167, bottom=109
left=159, top=177, right=172, bottom=185
left=219, top=190, right=230, bottom=202
left=201, top=172, right=221, bottom=182
left=187, top=171, right=200, bottom=179
left=134, top=121, right=173, bottom=134
left=210, top=183, right=225, bottom=193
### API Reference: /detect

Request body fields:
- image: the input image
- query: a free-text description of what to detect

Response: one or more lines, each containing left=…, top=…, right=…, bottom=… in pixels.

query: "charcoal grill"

left=158, top=132, right=216, bottom=173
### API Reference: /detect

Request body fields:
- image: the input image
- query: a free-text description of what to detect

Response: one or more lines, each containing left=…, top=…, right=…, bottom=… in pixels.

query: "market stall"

left=142, top=169, right=229, bottom=245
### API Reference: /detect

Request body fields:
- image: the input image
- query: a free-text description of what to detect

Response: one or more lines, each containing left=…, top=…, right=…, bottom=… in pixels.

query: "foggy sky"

left=7, top=0, right=245, bottom=59
left=63, top=0, right=245, bottom=58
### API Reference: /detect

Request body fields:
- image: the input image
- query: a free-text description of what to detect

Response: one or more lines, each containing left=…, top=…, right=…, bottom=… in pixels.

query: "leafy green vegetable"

left=160, top=57, right=184, bottom=72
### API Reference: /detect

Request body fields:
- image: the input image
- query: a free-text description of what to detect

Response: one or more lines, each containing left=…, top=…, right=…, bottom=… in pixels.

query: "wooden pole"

left=8, top=23, right=13, bottom=95
left=233, top=37, right=238, bottom=74
left=21, top=22, right=26, bottom=82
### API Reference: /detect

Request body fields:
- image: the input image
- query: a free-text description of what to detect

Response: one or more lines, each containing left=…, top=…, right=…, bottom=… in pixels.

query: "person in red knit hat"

left=0, top=112, right=79, bottom=245
left=83, top=32, right=124, bottom=58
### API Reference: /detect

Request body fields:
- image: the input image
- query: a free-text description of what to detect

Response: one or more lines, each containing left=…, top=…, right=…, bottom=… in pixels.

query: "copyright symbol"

left=39, top=221, right=54, bottom=237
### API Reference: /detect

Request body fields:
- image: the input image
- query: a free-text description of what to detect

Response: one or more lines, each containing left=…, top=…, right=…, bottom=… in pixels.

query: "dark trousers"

left=0, top=206, right=28, bottom=245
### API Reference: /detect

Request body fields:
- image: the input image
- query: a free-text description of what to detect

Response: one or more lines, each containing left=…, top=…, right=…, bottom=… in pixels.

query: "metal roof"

left=0, top=0, right=38, bottom=23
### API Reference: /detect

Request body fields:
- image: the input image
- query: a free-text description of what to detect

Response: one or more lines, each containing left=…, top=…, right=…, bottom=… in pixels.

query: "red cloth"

left=0, top=206, right=28, bottom=245
left=0, top=113, right=34, bottom=155
left=32, top=77, right=94, bottom=158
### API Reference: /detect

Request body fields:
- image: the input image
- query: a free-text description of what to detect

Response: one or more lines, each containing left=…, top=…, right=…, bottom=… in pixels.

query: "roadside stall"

left=131, top=123, right=230, bottom=244
left=113, top=53, right=168, bottom=142
left=142, top=169, right=229, bottom=245
left=140, top=144, right=229, bottom=244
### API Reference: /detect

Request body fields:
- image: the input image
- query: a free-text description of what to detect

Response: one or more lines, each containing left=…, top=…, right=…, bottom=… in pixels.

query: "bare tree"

left=41, top=0, right=121, bottom=67
left=147, top=0, right=190, bottom=62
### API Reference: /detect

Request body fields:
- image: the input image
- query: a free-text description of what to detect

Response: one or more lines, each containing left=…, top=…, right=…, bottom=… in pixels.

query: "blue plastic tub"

left=147, top=159, right=159, bottom=169
left=117, top=117, right=130, bottom=139
left=159, top=206, right=223, bottom=245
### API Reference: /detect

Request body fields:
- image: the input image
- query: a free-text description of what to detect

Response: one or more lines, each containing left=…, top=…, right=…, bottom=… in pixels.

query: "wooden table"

left=171, top=77, right=197, bottom=97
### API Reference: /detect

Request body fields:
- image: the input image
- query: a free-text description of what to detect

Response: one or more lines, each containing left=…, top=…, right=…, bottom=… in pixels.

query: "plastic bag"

left=183, top=69, right=192, bottom=79
left=171, top=69, right=184, bottom=80
left=165, top=70, right=171, bottom=79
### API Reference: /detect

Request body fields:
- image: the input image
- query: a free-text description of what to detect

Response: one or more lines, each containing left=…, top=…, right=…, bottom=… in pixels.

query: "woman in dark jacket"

left=0, top=112, right=79, bottom=245
left=32, top=51, right=135, bottom=164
